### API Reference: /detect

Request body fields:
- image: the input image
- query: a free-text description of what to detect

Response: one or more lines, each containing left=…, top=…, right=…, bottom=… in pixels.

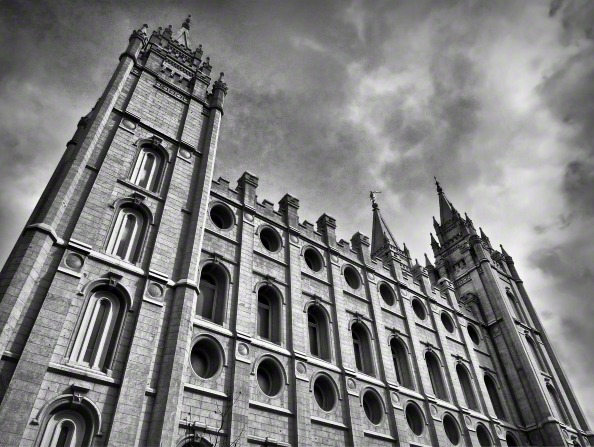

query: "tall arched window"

left=391, top=338, right=414, bottom=389
left=257, top=285, right=281, bottom=344
left=71, top=290, right=125, bottom=371
left=546, top=384, right=567, bottom=424
left=130, top=145, right=164, bottom=192
left=426, top=351, right=448, bottom=400
left=38, top=409, right=88, bottom=447
left=526, top=336, right=545, bottom=371
left=456, top=364, right=479, bottom=411
left=307, top=305, right=330, bottom=361
left=197, top=263, right=228, bottom=325
left=484, top=375, right=506, bottom=420
left=106, top=207, right=146, bottom=263
left=352, top=322, right=374, bottom=376
left=507, top=291, right=523, bottom=322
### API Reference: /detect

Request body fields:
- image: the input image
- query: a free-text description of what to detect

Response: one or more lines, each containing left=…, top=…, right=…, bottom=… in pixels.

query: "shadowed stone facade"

left=0, top=17, right=591, bottom=447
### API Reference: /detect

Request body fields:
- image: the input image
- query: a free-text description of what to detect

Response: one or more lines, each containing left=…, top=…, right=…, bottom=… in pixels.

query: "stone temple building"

left=0, top=16, right=591, bottom=447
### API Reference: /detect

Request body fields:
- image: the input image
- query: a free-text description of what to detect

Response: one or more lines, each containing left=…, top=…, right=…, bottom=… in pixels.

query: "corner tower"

left=430, top=180, right=593, bottom=447
left=0, top=17, right=227, bottom=447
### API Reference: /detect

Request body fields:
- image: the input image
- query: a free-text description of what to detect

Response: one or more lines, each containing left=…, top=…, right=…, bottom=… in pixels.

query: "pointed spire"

left=424, top=253, right=433, bottom=268
left=370, top=192, right=400, bottom=256
left=434, top=177, right=456, bottom=224
left=500, top=244, right=510, bottom=257
left=430, top=232, right=439, bottom=250
left=480, top=227, right=491, bottom=243
left=172, top=15, right=192, bottom=48
left=414, top=258, right=421, bottom=268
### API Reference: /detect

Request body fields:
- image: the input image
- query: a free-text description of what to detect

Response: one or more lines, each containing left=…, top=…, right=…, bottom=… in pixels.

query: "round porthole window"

left=443, top=414, right=460, bottom=445
left=209, top=203, right=234, bottom=230
left=441, top=312, right=455, bottom=333
left=467, top=324, right=481, bottom=345
left=406, top=403, right=424, bottom=436
left=190, top=338, right=222, bottom=379
left=259, top=227, right=282, bottom=252
left=476, top=425, right=492, bottom=447
left=344, top=265, right=361, bottom=289
left=256, top=358, right=284, bottom=397
left=412, top=299, right=426, bottom=320
left=379, top=283, right=396, bottom=306
left=313, top=375, right=336, bottom=412
left=362, top=390, right=383, bottom=425
left=304, top=247, right=323, bottom=272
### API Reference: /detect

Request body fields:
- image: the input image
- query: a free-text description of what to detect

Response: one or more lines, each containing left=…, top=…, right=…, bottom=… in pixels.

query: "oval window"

left=406, top=403, right=424, bottom=436
left=209, top=203, right=234, bottom=230
left=379, top=283, right=396, bottom=306
left=313, top=375, right=337, bottom=412
left=443, top=414, right=460, bottom=445
left=304, top=247, right=323, bottom=272
left=259, top=227, right=282, bottom=252
left=441, top=312, right=455, bottom=333
left=412, top=299, right=426, bottom=320
left=190, top=338, right=222, bottom=379
left=362, top=390, right=383, bottom=425
left=256, top=358, right=284, bottom=397
left=344, top=265, right=361, bottom=289
left=467, top=324, right=481, bottom=345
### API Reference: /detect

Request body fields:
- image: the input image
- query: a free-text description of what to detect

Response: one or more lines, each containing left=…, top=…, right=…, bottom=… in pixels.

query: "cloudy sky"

left=1, top=0, right=593, bottom=426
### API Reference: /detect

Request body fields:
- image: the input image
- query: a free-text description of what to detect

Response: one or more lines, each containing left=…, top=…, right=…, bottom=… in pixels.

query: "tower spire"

left=370, top=191, right=400, bottom=257
left=434, top=176, right=455, bottom=224
left=172, top=15, right=192, bottom=48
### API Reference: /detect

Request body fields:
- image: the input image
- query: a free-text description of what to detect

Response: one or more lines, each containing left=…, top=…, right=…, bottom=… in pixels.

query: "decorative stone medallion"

left=64, top=253, right=84, bottom=270
left=347, top=378, right=356, bottom=390
left=464, top=415, right=472, bottom=427
left=367, top=272, right=374, bottom=280
left=290, top=234, right=299, bottom=243
left=179, top=148, right=192, bottom=160
left=237, top=343, right=249, bottom=356
left=430, top=404, right=438, bottom=416
left=390, top=392, right=400, bottom=405
left=244, top=213, right=254, bottom=222
left=296, top=362, right=307, bottom=374
left=330, top=254, right=339, bottom=263
left=121, top=118, right=137, bottom=131
left=147, top=283, right=163, bottom=298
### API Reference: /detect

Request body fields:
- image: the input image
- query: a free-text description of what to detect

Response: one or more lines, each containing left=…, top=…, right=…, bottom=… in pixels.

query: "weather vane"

left=369, top=190, right=382, bottom=206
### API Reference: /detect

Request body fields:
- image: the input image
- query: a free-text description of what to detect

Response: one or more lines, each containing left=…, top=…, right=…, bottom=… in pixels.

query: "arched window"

left=257, top=286, right=281, bottom=344
left=71, top=290, right=125, bottom=371
left=456, top=364, right=479, bottom=411
left=505, top=433, right=519, bottom=446
left=390, top=338, right=414, bottom=389
left=507, top=291, right=523, bottom=322
left=37, top=409, right=89, bottom=447
left=526, top=336, right=545, bottom=371
left=307, top=305, right=330, bottom=361
left=352, top=322, right=374, bottom=376
left=426, top=351, right=448, bottom=400
left=476, top=424, right=493, bottom=447
left=106, top=207, right=146, bottom=263
left=484, top=375, right=506, bottom=420
left=130, top=145, right=163, bottom=192
left=546, top=384, right=567, bottom=423
left=197, top=263, right=228, bottom=324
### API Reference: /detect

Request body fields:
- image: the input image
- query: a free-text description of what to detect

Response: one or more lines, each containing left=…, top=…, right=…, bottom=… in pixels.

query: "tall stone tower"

left=0, top=16, right=592, bottom=447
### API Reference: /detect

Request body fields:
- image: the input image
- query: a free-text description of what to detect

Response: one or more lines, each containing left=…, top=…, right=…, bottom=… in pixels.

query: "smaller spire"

left=172, top=15, right=192, bottom=48
left=480, top=227, right=490, bottom=242
left=370, top=192, right=400, bottom=257
left=430, top=232, right=439, bottom=249
left=414, top=258, right=421, bottom=268
left=424, top=253, right=433, bottom=268
left=434, top=177, right=456, bottom=224
left=434, top=176, right=443, bottom=194
left=500, top=244, right=510, bottom=257
left=182, top=14, right=191, bottom=30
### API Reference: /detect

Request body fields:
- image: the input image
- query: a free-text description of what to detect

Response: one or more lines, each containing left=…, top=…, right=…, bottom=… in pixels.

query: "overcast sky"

left=1, top=0, right=593, bottom=426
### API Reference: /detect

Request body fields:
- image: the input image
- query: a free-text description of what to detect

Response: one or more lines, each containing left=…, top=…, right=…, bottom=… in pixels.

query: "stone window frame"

left=310, top=372, right=340, bottom=413
left=342, top=263, right=362, bottom=290
left=425, top=349, right=449, bottom=401
left=455, top=362, right=480, bottom=411
left=127, top=137, right=170, bottom=194
left=377, top=281, right=397, bottom=306
left=68, top=280, right=130, bottom=375
left=476, top=423, right=493, bottom=447
left=483, top=373, right=507, bottom=420
left=405, top=400, right=426, bottom=436
left=189, top=333, right=227, bottom=381
left=301, top=245, right=325, bottom=273
left=545, top=381, right=568, bottom=424
left=304, top=302, right=333, bottom=362
left=442, top=412, right=461, bottom=445
left=251, top=354, right=288, bottom=399
left=389, top=335, right=415, bottom=390
left=197, top=260, right=232, bottom=326
left=255, top=283, right=284, bottom=345
left=256, top=224, right=284, bottom=254
left=208, top=200, right=236, bottom=232
left=350, top=320, right=376, bottom=376
left=360, top=387, right=386, bottom=426
left=105, top=197, right=153, bottom=264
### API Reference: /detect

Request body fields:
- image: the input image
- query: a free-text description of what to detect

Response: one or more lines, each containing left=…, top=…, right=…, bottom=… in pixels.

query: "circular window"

left=467, top=324, right=480, bottom=345
left=209, top=203, right=234, bottom=230
left=406, top=403, right=424, bottom=436
left=379, top=283, right=396, bottom=306
left=505, top=433, right=519, bottom=447
left=190, top=338, right=222, bottom=379
left=412, top=299, right=426, bottom=320
left=256, top=358, right=284, bottom=397
left=362, top=390, right=383, bottom=425
left=477, top=425, right=492, bottom=447
left=443, top=414, right=460, bottom=445
left=259, top=227, right=282, bottom=252
left=304, top=247, right=323, bottom=272
left=344, top=265, right=361, bottom=289
left=313, top=375, right=336, bottom=412
left=441, top=312, right=455, bottom=333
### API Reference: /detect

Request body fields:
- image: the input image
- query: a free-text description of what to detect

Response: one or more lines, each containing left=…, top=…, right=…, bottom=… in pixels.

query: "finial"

left=434, top=176, right=443, bottom=194
left=369, top=190, right=381, bottom=209
left=424, top=253, right=433, bottom=267
left=182, top=15, right=191, bottom=30
left=430, top=232, right=439, bottom=248
left=218, top=72, right=224, bottom=82
left=140, top=24, right=148, bottom=35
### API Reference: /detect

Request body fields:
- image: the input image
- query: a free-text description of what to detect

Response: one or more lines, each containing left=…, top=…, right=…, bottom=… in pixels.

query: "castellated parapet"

left=0, top=18, right=591, bottom=447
